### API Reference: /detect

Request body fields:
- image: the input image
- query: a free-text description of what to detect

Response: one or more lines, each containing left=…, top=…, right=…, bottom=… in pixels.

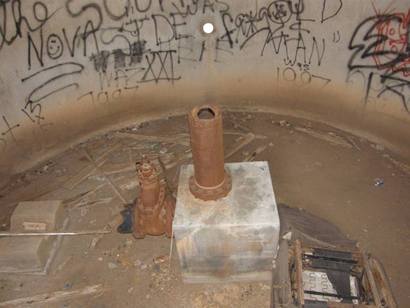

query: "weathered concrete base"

left=0, top=237, right=53, bottom=273
left=0, top=201, right=66, bottom=274
left=173, top=162, right=280, bottom=283
left=11, top=200, right=64, bottom=232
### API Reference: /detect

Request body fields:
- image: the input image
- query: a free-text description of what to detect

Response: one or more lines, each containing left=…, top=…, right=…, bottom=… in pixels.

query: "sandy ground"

left=0, top=111, right=409, bottom=307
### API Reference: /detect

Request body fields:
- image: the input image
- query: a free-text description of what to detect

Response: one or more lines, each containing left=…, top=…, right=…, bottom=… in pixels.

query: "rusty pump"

left=133, top=158, right=175, bottom=239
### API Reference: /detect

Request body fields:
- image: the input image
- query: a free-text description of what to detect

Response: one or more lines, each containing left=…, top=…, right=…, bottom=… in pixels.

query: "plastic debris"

left=374, top=178, right=384, bottom=187
left=108, top=262, right=118, bottom=269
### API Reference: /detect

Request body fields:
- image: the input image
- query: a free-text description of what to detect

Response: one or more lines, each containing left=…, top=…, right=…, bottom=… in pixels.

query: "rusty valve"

left=188, top=105, right=232, bottom=201
left=133, top=158, right=175, bottom=239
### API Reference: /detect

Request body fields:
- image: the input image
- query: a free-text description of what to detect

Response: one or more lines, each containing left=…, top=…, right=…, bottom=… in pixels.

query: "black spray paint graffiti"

left=21, top=62, right=84, bottom=124
left=0, top=0, right=56, bottom=51
left=275, top=66, right=331, bottom=88
left=0, top=115, right=20, bottom=152
left=0, top=0, right=345, bottom=145
left=347, top=11, right=410, bottom=112
left=218, top=0, right=342, bottom=67
left=90, top=40, right=147, bottom=73
left=79, top=49, right=181, bottom=105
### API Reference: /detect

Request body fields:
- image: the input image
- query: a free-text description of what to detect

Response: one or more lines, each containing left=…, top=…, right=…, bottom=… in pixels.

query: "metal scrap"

left=0, top=230, right=111, bottom=237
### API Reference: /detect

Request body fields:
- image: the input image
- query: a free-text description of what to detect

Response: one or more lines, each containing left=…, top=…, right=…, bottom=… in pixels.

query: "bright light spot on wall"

left=202, top=23, right=214, bottom=34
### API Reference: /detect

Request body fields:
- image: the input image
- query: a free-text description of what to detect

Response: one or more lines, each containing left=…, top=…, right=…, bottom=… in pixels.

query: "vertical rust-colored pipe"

left=188, top=105, right=231, bottom=201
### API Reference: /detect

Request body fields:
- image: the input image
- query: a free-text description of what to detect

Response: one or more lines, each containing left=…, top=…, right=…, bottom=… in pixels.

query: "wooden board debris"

left=0, top=284, right=104, bottom=307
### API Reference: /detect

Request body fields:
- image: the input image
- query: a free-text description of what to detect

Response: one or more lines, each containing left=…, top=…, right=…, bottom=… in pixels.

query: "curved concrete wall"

left=0, top=0, right=409, bottom=180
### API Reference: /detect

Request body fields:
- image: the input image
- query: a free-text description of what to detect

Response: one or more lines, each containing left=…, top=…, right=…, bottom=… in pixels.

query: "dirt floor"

left=0, top=111, right=409, bottom=307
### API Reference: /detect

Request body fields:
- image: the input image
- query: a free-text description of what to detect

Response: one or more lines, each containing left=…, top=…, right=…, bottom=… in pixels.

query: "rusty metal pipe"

left=188, top=105, right=231, bottom=201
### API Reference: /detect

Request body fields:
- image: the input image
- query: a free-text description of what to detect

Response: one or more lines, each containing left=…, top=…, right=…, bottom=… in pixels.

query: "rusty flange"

left=188, top=105, right=232, bottom=201
left=133, top=158, right=175, bottom=239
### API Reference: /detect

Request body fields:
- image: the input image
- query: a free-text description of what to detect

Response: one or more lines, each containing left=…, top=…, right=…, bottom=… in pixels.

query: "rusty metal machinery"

left=188, top=105, right=232, bottom=201
left=279, top=240, right=398, bottom=308
left=133, top=158, right=175, bottom=239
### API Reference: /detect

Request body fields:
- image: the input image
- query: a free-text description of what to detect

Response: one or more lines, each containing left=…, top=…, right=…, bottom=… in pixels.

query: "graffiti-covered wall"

left=0, top=0, right=409, bottom=177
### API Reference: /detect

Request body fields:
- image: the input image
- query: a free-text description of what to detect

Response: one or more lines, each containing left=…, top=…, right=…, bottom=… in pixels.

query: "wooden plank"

left=363, top=254, right=382, bottom=307
left=368, top=257, right=397, bottom=308
left=62, top=161, right=104, bottom=190
left=0, top=284, right=104, bottom=307
left=225, top=133, right=255, bottom=159
left=115, top=132, right=190, bottom=146
left=294, top=240, right=304, bottom=306
left=328, top=304, right=376, bottom=308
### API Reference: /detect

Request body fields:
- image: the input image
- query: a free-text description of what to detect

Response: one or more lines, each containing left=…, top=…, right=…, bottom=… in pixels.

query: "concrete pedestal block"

left=10, top=200, right=64, bottom=232
left=0, top=200, right=65, bottom=273
left=173, top=162, right=280, bottom=283
left=0, top=237, right=53, bottom=273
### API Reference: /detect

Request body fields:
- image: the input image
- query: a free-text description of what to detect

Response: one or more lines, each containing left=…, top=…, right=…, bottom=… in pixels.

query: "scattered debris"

left=225, top=133, right=256, bottom=159
left=89, top=236, right=102, bottom=249
left=73, top=197, right=113, bottom=210
left=372, top=143, right=385, bottom=151
left=88, top=175, right=106, bottom=182
left=63, top=282, right=73, bottom=289
left=293, top=126, right=353, bottom=148
left=63, top=183, right=107, bottom=208
left=104, top=165, right=135, bottom=176
left=278, top=120, right=291, bottom=127
left=163, top=150, right=192, bottom=170
left=243, top=145, right=268, bottom=161
left=83, top=148, right=128, bottom=204
left=115, top=132, right=190, bottom=147
left=62, top=161, right=105, bottom=190
left=153, top=255, right=169, bottom=265
left=120, top=180, right=139, bottom=191
left=282, top=231, right=292, bottom=241
left=374, top=178, right=385, bottom=187
left=54, top=168, right=67, bottom=177
left=383, top=154, right=410, bottom=175
left=191, top=285, right=256, bottom=308
left=134, top=259, right=142, bottom=267
left=54, top=256, right=73, bottom=274
left=125, top=238, right=133, bottom=247
left=0, top=111, right=404, bottom=307
left=0, top=284, right=104, bottom=307
left=0, top=230, right=111, bottom=237
left=108, top=262, right=118, bottom=269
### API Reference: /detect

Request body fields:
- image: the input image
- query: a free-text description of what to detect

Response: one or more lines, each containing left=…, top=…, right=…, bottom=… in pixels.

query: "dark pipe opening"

left=197, top=107, right=216, bottom=120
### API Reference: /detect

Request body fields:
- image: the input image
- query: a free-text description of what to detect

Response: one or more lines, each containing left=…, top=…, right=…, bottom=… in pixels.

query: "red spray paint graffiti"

left=372, top=9, right=410, bottom=77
